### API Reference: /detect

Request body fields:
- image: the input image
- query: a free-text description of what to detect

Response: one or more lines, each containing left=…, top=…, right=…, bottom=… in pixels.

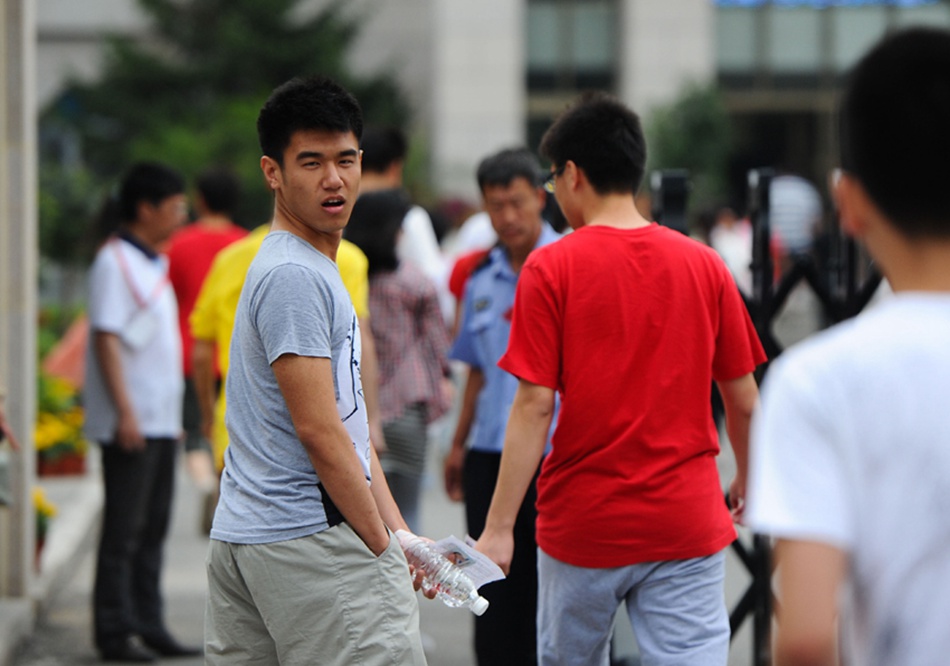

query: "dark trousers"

left=94, top=438, right=176, bottom=650
left=464, top=449, right=540, bottom=666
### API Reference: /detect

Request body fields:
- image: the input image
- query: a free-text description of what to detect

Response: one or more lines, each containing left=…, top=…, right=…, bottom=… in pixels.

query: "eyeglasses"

left=543, top=165, right=566, bottom=194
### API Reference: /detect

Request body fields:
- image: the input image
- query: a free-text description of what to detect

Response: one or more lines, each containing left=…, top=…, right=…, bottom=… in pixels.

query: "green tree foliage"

left=645, top=83, right=733, bottom=222
left=41, top=0, right=408, bottom=263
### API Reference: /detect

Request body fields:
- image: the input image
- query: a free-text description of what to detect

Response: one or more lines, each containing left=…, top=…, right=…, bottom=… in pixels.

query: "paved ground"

left=12, top=448, right=478, bottom=666
left=13, top=435, right=760, bottom=666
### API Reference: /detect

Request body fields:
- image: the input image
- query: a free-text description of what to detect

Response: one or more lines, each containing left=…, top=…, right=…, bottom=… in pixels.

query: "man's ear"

left=135, top=199, right=155, bottom=225
left=260, top=156, right=281, bottom=191
left=834, top=172, right=873, bottom=240
left=563, top=160, right=581, bottom=191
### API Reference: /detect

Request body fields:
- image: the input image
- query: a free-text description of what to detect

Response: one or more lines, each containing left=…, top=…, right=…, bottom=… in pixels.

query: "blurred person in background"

left=708, top=205, right=753, bottom=296
left=770, top=172, right=823, bottom=267
left=165, top=167, right=247, bottom=502
left=360, top=125, right=452, bottom=322
left=444, top=147, right=561, bottom=665
left=345, top=188, right=451, bottom=534
left=83, top=162, right=200, bottom=662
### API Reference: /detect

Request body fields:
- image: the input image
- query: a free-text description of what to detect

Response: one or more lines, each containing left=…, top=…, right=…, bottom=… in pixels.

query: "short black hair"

left=343, top=189, right=411, bottom=275
left=118, top=162, right=185, bottom=223
left=196, top=167, right=240, bottom=216
left=539, top=91, right=647, bottom=196
left=840, top=26, right=950, bottom=239
left=257, top=76, right=363, bottom=166
left=476, top=147, right=542, bottom=192
left=360, top=126, right=408, bottom=174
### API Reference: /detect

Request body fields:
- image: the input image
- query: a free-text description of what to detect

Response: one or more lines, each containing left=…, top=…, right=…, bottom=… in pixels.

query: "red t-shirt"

left=166, top=222, right=248, bottom=376
left=499, top=224, right=766, bottom=568
left=448, top=248, right=491, bottom=303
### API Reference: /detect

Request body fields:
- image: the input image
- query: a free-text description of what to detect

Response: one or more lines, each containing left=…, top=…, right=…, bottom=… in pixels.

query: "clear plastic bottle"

left=395, top=530, right=489, bottom=616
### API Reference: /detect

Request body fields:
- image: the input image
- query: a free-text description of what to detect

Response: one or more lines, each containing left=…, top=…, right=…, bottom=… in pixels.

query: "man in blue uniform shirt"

left=444, top=147, right=561, bottom=666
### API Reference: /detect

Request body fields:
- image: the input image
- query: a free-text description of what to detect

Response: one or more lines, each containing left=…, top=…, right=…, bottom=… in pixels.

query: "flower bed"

left=35, top=373, right=88, bottom=476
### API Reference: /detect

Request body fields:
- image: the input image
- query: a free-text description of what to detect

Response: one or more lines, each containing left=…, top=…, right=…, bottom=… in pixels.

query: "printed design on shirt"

left=473, top=296, right=491, bottom=313
left=340, top=314, right=361, bottom=424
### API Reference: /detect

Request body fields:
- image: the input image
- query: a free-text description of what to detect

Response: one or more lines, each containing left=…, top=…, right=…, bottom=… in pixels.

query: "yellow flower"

left=62, top=407, right=84, bottom=429
left=34, top=412, right=73, bottom=452
left=32, top=486, right=57, bottom=519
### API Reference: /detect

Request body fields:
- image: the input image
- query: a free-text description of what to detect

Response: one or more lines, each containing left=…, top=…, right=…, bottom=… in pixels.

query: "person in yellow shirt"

left=190, top=225, right=384, bottom=475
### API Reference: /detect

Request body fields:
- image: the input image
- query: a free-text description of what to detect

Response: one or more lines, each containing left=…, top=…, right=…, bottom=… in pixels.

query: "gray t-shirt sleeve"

left=251, top=263, right=334, bottom=364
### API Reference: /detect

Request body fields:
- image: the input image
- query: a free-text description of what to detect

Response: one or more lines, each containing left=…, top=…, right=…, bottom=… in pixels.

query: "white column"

left=430, top=0, right=526, bottom=201
left=1, top=0, right=38, bottom=598
left=618, top=0, right=715, bottom=118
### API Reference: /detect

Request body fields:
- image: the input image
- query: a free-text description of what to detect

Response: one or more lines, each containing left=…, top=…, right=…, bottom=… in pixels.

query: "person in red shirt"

left=166, top=168, right=247, bottom=484
left=446, top=247, right=490, bottom=338
left=475, top=92, right=766, bottom=666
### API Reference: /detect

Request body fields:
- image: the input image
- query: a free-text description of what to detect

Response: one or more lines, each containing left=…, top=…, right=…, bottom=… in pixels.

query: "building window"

left=526, top=0, right=618, bottom=92
left=526, top=0, right=618, bottom=152
left=717, top=1, right=950, bottom=88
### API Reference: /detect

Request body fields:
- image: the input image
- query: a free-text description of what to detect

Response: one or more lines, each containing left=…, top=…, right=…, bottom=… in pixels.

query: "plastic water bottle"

left=395, top=530, right=489, bottom=616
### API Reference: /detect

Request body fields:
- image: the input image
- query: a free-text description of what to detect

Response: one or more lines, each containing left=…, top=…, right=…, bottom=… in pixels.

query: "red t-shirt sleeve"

left=498, top=259, right=561, bottom=390
left=712, top=268, right=767, bottom=381
left=448, top=249, right=490, bottom=303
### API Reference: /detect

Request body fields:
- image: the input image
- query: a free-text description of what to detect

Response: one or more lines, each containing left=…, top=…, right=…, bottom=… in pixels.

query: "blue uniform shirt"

left=450, top=222, right=561, bottom=454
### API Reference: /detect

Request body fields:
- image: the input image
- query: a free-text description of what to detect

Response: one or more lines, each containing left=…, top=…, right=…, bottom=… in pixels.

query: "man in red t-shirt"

left=475, top=92, right=766, bottom=666
left=166, top=168, right=247, bottom=484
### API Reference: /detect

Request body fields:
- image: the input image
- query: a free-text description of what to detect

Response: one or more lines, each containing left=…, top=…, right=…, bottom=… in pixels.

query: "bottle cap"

left=471, top=596, right=489, bottom=616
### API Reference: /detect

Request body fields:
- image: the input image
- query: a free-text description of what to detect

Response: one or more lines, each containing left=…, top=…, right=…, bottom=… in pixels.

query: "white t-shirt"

left=396, top=204, right=453, bottom=322
left=83, top=237, right=183, bottom=442
left=769, top=175, right=822, bottom=254
left=748, top=292, right=950, bottom=666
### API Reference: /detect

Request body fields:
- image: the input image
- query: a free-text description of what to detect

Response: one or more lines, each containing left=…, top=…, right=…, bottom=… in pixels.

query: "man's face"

left=267, top=129, right=361, bottom=238
left=142, top=193, right=188, bottom=245
left=482, top=177, right=545, bottom=255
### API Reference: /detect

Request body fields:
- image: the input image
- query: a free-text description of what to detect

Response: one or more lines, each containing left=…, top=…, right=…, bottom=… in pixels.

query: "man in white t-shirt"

left=747, top=27, right=950, bottom=666
left=83, top=162, right=198, bottom=662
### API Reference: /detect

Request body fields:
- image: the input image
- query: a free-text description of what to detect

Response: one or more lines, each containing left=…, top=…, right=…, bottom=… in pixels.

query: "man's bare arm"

left=475, top=380, right=554, bottom=574
left=94, top=331, right=144, bottom=451
left=773, top=539, right=846, bottom=666
left=716, top=372, right=759, bottom=520
left=191, top=338, right=217, bottom=440
left=272, top=353, right=389, bottom=555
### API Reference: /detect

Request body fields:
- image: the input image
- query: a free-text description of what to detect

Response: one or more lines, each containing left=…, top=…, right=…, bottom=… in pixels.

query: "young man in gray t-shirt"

left=205, top=76, right=427, bottom=666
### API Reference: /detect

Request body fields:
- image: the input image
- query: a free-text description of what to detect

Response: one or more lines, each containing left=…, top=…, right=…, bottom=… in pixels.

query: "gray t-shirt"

left=211, top=231, right=371, bottom=544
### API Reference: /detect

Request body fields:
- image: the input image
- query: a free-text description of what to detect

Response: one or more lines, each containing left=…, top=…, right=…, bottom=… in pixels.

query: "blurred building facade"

left=36, top=0, right=714, bottom=201
left=717, top=1, right=950, bottom=207
left=34, top=0, right=950, bottom=201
